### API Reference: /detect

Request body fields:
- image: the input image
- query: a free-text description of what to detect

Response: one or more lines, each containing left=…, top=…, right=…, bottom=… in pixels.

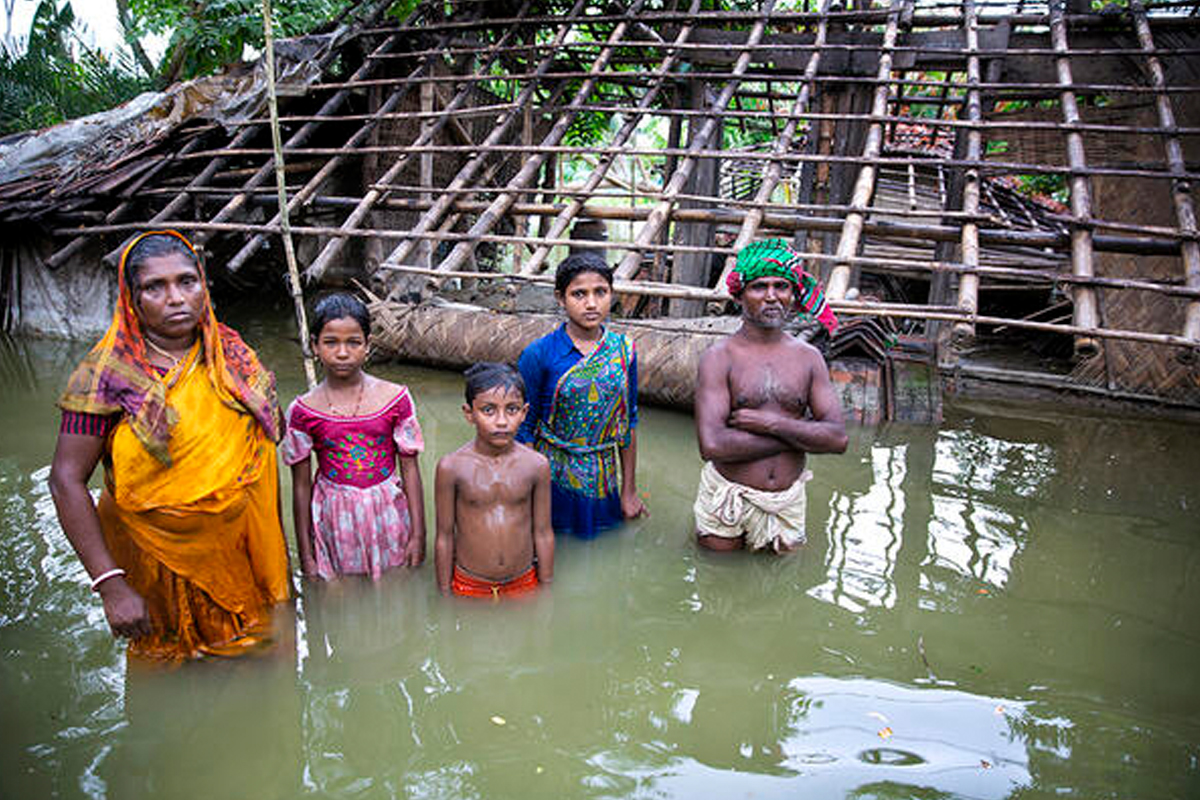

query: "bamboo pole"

left=344, top=7, right=1200, bottom=35
left=235, top=102, right=1200, bottom=139
left=614, top=0, right=779, bottom=280
left=951, top=0, right=985, bottom=345
left=826, top=0, right=908, bottom=300
left=54, top=218, right=1200, bottom=300
left=180, top=142, right=1200, bottom=185
left=263, top=0, right=316, bottom=390
left=1130, top=0, right=1200, bottom=352
left=347, top=35, right=1200, bottom=65
left=377, top=0, right=591, bottom=277
left=518, top=0, right=702, bottom=276
left=369, top=263, right=1200, bottom=351
left=303, top=0, right=538, bottom=284
left=431, top=0, right=650, bottom=279
left=716, top=0, right=833, bottom=291
left=69, top=191, right=1195, bottom=262
left=98, top=21, right=392, bottom=267
left=225, top=40, right=437, bottom=273
left=308, top=62, right=1200, bottom=98
left=1050, top=0, right=1101, bottom=358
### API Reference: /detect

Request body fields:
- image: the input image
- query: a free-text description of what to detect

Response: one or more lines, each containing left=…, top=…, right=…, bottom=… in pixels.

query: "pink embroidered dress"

left=282, top=388, right=423, bottom=580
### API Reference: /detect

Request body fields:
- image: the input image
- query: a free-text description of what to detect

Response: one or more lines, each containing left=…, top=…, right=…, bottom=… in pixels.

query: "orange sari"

left=96, top=341, right=290, bottom=661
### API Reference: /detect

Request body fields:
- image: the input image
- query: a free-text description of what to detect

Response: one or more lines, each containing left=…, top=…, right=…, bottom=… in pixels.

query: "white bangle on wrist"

left=89, top=568, right=126, bottom=592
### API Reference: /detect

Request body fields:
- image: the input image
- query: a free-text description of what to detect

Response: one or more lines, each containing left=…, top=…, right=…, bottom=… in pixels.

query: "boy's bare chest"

left=458, top=465, right=535, bottom=506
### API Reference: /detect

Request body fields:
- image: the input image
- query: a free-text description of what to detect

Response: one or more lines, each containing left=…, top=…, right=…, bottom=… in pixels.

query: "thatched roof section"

left=2, top=0, right=1199, bottom=408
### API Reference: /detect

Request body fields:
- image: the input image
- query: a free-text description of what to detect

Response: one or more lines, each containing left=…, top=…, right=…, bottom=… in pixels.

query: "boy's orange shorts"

left=451, top=564, right=539, bottom=599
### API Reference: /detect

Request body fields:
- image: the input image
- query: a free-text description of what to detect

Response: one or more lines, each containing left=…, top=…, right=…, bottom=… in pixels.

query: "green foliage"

left=1017, top=172, right=1069, bottom=204
left=127, top=0, right=351, bottom=83
left=0, top=0, right=150, bottom=134
left=564, top=109, right=612, bottom=148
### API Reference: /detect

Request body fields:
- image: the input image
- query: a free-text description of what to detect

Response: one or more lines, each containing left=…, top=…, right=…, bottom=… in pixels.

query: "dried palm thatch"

left=368, top=299, right=730, bottom=407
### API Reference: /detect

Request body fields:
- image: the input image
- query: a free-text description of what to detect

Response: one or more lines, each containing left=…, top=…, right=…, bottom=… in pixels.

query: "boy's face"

left=463, top=386, right=528, bottom=448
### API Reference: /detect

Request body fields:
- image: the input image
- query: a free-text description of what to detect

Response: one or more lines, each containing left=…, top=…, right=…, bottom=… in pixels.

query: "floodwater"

left=1, top=314, right=1199, bottom=800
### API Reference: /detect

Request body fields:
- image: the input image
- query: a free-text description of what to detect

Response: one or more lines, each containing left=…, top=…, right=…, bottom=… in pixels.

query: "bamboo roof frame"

left=5, top=0, right=1200, bottom=405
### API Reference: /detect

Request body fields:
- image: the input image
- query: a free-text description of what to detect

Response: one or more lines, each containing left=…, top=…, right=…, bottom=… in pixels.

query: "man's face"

left=740, top=276, right=794, bottom=329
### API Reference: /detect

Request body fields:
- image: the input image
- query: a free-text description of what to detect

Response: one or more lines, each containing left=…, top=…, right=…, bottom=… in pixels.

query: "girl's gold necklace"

left=325, top=378, right=365, bottom=417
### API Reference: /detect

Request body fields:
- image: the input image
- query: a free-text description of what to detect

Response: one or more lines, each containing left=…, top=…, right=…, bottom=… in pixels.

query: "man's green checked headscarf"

left=726, top=239, right=838, bottom=334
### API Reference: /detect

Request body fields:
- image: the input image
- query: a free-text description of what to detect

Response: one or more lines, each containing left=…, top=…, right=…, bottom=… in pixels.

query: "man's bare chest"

left=728, top=360, right=809, bottom=413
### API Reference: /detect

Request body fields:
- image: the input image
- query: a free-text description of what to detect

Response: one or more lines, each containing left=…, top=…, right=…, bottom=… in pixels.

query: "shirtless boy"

left=694, top=239, right=848, bottom=553
left=435, top=363, right=554, bottom=598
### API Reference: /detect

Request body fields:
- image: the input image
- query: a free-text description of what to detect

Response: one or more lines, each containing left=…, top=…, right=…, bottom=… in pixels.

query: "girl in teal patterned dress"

left=516, top=252, right=649, bottom=538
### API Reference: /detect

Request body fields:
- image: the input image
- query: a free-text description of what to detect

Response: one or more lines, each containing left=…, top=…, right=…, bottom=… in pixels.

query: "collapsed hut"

left=2, top=0, right=1199, bottom=419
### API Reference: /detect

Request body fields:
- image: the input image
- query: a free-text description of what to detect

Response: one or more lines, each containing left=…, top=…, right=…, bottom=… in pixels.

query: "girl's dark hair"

left=123, top=234, right=199, bottom=294
left=554, top=251, right=613, bottom=295
left=311, top=292, right=371, bottom=338
left=464, top=362, right=526, bottom=405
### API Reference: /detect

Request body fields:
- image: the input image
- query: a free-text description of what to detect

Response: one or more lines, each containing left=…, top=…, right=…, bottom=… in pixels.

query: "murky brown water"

left=1, top=314, right=1198, bottom=800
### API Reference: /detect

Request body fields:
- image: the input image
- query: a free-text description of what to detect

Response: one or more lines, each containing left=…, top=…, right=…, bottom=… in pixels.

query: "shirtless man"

left=435, top=362, right=554, bottom=598
left=693, top=239, right=848, bottom=553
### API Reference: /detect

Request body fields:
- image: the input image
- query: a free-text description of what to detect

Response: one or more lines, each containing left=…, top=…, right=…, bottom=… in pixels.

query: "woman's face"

left=131, top=253, right=205, bottom=341
left=556, top=271, right=613, bottom=336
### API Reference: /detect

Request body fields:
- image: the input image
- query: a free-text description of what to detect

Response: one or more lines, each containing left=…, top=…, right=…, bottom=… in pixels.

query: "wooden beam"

left=614, top=0, right=779, bottom=280
left=302, top=0, right=537, bottom=283
left=714, top=0, right=833, bottom=293
left=516, top=16, right=698, bottom=277
left=431, top=0, right=650, bottom=278
left=827, top=0, right=908, bottom=300
left=1050, top=0, right=1101, bottom=359
left=1130, top=0, right=1200, bottom=352
left=374, top=0, right=589, bottom=281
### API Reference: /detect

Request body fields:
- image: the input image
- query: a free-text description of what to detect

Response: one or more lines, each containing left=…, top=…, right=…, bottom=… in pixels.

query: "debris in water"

left=491, top=716, right=507, bottom=726
left=867, top=711, right=890, bottom=724
left=977, top=588, right=990, bottom=595
left=981, top=759, right=993, bottom=769
left=917, top=634, right=935, bottom=678
left=878, top=727, right=893, bottom=740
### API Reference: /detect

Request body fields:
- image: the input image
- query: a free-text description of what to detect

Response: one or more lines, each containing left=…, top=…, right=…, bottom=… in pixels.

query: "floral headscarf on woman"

left=58, top=230, right=281, bottom=464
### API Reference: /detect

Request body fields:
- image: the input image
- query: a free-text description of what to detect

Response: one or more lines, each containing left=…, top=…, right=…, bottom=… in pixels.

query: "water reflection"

left=809, top=444, right=907, bottom=612
left=809, top=426, right=1040, bottom=618
left=3, top=330, right=1200, bottom=799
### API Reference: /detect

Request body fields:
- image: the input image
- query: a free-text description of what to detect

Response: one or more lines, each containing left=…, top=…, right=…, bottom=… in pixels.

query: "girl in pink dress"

left=283, top=294, right=426, bottom=580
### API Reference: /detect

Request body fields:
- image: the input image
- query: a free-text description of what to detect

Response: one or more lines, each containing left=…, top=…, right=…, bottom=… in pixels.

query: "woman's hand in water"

left=621, top=487, right=649, bottom=520
left=98, top=578, right=151, bottom=639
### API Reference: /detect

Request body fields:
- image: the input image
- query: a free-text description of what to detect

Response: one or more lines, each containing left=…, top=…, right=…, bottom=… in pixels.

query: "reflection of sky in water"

left=809, top=446, right=906, bottom=612
left=810, top=429, right=1045, bottom=613
left=613, top=677, right=1031, bottom=799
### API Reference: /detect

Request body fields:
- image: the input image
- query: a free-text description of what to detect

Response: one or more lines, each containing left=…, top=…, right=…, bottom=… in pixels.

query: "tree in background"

left=0, top=0, right=357, bottom=135
left=0, top=0, right=149, bottom=134
left=125, top=0, right=350, bottom=87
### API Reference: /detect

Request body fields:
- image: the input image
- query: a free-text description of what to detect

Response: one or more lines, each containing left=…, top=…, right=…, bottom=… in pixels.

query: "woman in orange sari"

left=48, top=230, right=291, bottom=661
